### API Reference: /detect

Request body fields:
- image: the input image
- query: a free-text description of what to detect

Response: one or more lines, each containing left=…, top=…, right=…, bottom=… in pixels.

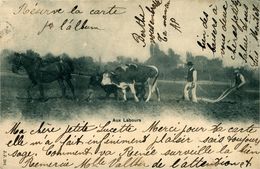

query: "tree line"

left=0, top=44, right=259, bottom=88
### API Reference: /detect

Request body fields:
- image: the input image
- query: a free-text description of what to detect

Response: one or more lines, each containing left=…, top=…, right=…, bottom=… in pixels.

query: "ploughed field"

left=0, top=72, right=259, bottom=122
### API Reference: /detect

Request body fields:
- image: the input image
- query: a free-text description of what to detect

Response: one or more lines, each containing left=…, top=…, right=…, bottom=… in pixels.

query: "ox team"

left=89, top=63, right=178, bottom=102
left=90, top=62, right=246, bottom=103
left=94, top=64, right=160, bottom=102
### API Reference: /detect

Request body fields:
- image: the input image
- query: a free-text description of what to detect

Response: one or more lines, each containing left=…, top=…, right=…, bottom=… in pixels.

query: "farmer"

left=233, top=69, right=246, bottom=89
left=183, top=61, right=198, bottom=103
left=233, top=69, right=246, bottom=101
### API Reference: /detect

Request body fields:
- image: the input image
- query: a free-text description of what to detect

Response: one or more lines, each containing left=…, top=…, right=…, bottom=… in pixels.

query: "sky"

left=0, top=0, right=259, bottom=67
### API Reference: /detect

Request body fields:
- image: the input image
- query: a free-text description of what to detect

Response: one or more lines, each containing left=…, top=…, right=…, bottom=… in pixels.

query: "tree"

left=26, top=49, right=40, bottom=58
left=168, top=48, right=182, bottom=67
left=72, top=56, right=98, bottom=75
left=0, top=49, right=15, bottom=72
left=116, top=56, right=133, bottom=64
left=186, top=52, right=194, bottom=63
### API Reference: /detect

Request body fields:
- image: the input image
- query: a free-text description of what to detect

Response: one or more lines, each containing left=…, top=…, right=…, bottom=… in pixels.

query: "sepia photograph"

left=0, top=0, right=259, bottom=168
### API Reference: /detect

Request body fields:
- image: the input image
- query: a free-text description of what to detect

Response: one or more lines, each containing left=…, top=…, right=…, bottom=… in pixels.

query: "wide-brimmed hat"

left=186, top=61, right=193, bottom=66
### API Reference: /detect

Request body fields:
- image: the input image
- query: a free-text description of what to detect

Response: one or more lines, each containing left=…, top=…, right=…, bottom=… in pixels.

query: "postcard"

left=0, top=0, right=259, bottom=169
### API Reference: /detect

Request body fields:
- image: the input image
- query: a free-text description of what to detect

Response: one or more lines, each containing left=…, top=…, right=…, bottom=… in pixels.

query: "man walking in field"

left=183, top=61, right=198, bottom=103
left=233, top=69, right=246, bottom=101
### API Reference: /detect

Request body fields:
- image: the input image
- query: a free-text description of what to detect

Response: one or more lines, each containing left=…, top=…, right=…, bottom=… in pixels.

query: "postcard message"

left=1, top=119, right=260, bottom=168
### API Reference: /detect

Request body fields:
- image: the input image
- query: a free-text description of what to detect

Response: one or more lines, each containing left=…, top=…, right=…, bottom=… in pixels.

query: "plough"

left=200, top=86, right=236, bottom=103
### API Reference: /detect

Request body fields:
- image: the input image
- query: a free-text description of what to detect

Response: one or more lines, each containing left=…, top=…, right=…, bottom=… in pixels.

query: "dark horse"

left=11, top=52, right=75, bottom=101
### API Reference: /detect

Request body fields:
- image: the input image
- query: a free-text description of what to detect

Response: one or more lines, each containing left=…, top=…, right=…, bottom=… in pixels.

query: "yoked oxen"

left=101, top=64, right=160, bottom=102
left=87, top=73, right=146, bottom=101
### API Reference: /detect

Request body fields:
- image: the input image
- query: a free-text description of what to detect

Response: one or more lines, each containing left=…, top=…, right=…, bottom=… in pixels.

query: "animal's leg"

left=122, top=89, right=127, bottom=101
left=58, top=79, right=66, bottom=98
left=141, top=91, right=146, bottom=101
left=65, top=78, right=75, bottom=98
left=155, top=87, right=161, bottom=101
left=151, top=81, right=160, bottom=101
left=145, top=84, right=152, bottom=102
left=129, top=84, right=139, bottom=102
left=137, top=85, right=145, bottom=101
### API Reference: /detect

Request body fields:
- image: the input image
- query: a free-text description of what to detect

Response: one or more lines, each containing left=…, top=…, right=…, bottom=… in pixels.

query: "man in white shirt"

left=183, top=62, right=198, bottom=103
left=233, top=69, right=246, bottom=101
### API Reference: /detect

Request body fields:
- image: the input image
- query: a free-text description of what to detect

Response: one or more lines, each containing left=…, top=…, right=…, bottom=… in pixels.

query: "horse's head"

left=11, top=51, right=42, bottom=73
left=11, top=52, right=23, bottom=73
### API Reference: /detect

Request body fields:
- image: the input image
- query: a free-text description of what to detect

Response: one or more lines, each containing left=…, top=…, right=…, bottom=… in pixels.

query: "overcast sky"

left=0, top=0, right=258, bottom=67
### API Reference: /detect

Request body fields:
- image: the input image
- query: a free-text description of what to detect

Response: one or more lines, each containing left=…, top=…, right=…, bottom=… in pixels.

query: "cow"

left=88, top=73, right=146, bottom=101
left=101, top=64, right=160, bottom=102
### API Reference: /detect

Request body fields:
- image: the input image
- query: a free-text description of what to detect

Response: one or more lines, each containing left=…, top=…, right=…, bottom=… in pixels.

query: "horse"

left=11, top=52, right=75, bottom=101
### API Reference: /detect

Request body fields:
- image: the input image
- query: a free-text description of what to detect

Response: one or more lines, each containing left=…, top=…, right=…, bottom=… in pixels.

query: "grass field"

left=0, top=72, right=259, bottom=122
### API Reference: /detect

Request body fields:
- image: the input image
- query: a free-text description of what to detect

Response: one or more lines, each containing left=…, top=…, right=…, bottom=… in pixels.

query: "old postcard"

left=0, top=0, right=259, bottom=168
